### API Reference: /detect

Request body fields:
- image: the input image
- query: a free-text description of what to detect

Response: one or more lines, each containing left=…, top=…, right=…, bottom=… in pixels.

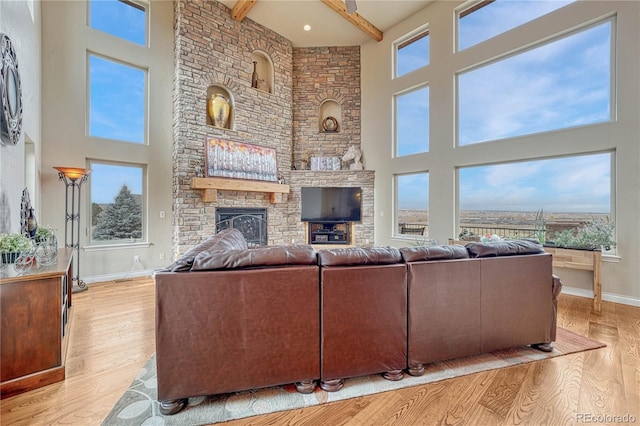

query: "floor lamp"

left=55, top=167, right=91, bottom=293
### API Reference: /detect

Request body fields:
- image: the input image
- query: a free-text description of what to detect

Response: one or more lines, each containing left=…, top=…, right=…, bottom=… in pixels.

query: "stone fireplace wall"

left=292, top=46, right=361, bottom=170
left=282, top=170, right=375, bottom=247
left=172, top=0, right=371, bottom=256
left=172, top=0, right=293, bottom=253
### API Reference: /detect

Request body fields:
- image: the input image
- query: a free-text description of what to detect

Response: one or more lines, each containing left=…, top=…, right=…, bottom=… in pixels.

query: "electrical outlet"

left=160, top=253, right=165, bottom=260
left=134, top=255, right=140, bottom=263
left=160, top=211, right=166, bottom=219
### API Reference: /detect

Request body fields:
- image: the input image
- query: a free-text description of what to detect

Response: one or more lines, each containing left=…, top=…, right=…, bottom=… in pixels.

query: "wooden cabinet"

left=308, top=222, right=351, bottom=245
left=0, top=248, right=73, bottom=398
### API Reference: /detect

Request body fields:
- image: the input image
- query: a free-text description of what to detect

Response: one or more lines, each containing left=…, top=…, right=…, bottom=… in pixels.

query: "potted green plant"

left=550, top=218, right=616, bottom=251
left=35, top=225, right=56, bottom=245
left=0, top=233, right=33, bottom=263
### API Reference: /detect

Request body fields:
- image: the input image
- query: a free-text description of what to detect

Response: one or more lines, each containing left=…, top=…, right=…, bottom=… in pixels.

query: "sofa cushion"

left=465, top=239, right=544, bottom=258
left=399, top=244, right=469, bottom=262
left=317, top=246, right=401, bottom=266
left=191, top=245, right=317, bottom=271
left=165, top=228, right=248, bottom=272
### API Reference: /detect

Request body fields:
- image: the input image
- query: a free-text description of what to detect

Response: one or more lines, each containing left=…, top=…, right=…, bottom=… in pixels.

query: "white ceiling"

left=218, top=0, right=435, bottom=47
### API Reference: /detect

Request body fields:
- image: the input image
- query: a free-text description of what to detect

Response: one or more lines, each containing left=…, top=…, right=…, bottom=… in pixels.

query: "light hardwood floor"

left=1, top=277, right=638, bottom=425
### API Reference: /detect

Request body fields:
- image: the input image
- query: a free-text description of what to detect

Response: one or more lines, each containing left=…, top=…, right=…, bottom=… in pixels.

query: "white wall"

left=40, top=0, right=174, bottom=280
left=0, top=0, right=41, bottom=233
left=362, top=0, right=640, bottom=304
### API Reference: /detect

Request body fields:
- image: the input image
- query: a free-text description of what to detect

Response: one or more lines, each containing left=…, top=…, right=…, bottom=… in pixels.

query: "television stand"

left=308, top=222, right=351, bottom=245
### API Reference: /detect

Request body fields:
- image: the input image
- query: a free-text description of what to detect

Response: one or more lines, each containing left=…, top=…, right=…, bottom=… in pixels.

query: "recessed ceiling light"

left=303, top=24, right=311, bottom=32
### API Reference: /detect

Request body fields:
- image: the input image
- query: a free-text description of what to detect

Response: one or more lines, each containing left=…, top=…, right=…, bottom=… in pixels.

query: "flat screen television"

left=301, top=187, right=362, bottom=222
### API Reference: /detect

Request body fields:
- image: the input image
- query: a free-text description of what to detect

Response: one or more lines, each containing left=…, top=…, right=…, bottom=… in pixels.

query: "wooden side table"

left=543, top=247, right=602, bottom=313
left=0, top=248, right=73, bottom=398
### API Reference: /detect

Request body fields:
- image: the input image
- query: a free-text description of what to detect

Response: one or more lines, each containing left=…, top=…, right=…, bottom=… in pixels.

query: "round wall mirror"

left=7, top=67, right=19, bottom=117
left=1, top=33, right=23, bottom=146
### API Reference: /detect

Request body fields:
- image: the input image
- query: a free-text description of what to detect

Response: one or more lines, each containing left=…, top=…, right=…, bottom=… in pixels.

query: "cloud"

left=398, top=173, right=429, bottom=209
left=459, top=20, right=610, bottom=145
left=459, top=1, right=576, bottom=50
left=460, top=153, right=611, bottom=212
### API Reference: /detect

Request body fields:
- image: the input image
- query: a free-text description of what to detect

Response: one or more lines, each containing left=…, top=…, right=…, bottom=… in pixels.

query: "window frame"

left=394, top=83, right=430, bottom=157
left=88, top=0, right=149, bottom=47
left=393, top=24, right=430, bottom=78
left=87, top=51, right=149, bottom=145
left=455, top=0, right=577, bottom=52
left=455, top=151, right=616, bottom=253
left=394, top=171, right=430, bottom=240
left=455, top=16, right=616, bottom=147
left=86, top=159, right=148, bottom=248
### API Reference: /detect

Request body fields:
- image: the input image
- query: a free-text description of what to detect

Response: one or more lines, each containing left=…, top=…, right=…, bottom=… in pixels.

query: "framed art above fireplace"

left=205, top=138, right=277, bottom=182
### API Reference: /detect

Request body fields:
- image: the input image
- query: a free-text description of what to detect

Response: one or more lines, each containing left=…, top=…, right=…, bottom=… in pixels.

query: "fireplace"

left=215, top=208, right=268, bottom=247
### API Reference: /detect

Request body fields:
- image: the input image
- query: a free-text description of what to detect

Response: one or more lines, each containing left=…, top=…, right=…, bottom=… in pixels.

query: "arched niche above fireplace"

left=319, top=99, right=341, bottom=133
left=206, top=85, right=234, bottom=130
left=250, top=50, right=273, bottom=94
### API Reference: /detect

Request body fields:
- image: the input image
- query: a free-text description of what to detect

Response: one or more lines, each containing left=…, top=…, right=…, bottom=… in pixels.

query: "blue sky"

left=396, top=86, right=429, bottom=156
left=458, top=0, right=575, bottom=50
left=89, top=55, right=145, bottom=144
left=458, top=21, right=610, bottom=146
left=90, top=162, right=143, bottom=204
left=459, top=153, right=611, bottom=213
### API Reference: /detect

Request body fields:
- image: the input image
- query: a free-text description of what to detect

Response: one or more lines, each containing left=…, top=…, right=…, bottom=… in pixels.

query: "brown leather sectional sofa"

left=154, top=229, right=561, bottom=415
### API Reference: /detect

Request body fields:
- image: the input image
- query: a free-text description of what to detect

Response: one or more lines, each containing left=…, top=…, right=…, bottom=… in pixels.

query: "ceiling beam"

left=231, top=0, right=257, bottom=22
left=321, top=0, right=383, bottom=42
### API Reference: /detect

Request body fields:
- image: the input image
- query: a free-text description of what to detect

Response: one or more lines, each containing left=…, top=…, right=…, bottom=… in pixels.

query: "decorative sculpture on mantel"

left=342, top=145, right=363, bottom=170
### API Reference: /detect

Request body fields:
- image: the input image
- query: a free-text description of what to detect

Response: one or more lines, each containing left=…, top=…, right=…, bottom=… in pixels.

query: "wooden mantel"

left=191, top=177, right=290, bottom=203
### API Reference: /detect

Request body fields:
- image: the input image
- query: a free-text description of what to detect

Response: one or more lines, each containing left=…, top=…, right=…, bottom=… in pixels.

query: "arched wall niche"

left=206, top=84, right=234, bottom=130
left=250, top=50, right=274, bottom=94
left=319, top=99, right=342, bottom=133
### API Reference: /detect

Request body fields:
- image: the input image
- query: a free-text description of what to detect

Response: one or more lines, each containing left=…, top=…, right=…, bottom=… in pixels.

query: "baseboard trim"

left=84, top=270, right=154, bottom=284
left=561, top=285, right=640, bottom=307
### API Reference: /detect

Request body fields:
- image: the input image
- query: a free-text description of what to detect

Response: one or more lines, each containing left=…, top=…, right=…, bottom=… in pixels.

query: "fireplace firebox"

left=215, top=208, right=268, bottom=247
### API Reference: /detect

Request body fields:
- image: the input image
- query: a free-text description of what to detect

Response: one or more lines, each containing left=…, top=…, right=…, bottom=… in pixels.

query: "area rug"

left=102, top=328, right=604, bottom=426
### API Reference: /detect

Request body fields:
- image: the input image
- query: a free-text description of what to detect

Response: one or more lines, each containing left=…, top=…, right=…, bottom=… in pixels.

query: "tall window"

left=458, top=20, right=612, bottom=146
left=458, top=153, right=613, bottom=243
left=88, top=54, right=146, bottom=144
left=89, top=161, right=145, bottom=243
left=90, top=0, right=147, bottom=46
left=457, top=0, right=576, bottom=51
left=395, top=86, right=429, bottom=156
left=396, top=172, right=429, bottom=238
left=395, top=28, right=429, bottom=77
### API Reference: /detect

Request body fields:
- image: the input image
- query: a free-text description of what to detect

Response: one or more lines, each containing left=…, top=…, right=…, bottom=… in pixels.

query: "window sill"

left=84, top=241, right=151, bottom=252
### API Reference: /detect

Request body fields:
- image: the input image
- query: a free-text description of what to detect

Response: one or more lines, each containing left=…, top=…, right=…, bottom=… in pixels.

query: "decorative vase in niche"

left=251, top=61, right=258, bottom=88
left=209, top=94, right=230, bottom=128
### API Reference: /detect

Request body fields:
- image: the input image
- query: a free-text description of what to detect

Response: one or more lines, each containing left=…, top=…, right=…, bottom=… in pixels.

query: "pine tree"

left=91, top=203, right=103, bottom=226
left=92, top=185, right=142, bottom=240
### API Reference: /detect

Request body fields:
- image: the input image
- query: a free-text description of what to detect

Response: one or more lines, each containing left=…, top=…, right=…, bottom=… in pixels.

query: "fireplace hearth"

left=215, top=208, right=268, bottom=247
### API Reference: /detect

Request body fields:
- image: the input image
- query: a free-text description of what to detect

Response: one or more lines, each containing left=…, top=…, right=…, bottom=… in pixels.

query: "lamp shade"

left=54, top=167, right=91, bottom=180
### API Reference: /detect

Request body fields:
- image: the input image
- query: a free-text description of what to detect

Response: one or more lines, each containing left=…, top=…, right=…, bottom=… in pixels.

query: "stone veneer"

left=281, top=170, right=375, bottom=247
left=292, top=46, right=361, bottom=170
left=172, top=0, right=371, bottom=256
